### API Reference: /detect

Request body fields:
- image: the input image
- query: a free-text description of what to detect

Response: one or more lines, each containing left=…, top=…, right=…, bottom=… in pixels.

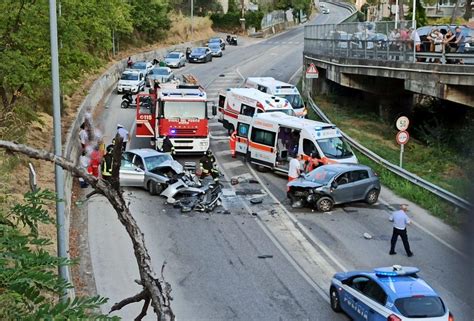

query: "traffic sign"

left=396, top=116, right=409, bottom=131
left=306, top=63, right=319, bottom=79
left=396, top=130, right=409, bottom=145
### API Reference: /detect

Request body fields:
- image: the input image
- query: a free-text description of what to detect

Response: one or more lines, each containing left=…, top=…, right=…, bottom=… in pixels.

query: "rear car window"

left=394, top=296, right=445, bottom=318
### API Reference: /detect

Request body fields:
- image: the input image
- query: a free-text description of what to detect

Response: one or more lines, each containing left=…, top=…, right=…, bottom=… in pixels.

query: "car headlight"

left=199, top=141, right=208, bottom=146
left=199, top=55, right=205, bottom=59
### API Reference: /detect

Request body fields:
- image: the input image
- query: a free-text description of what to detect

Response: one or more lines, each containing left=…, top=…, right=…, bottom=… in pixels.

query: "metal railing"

left=306, top=97, right=473, bottom=211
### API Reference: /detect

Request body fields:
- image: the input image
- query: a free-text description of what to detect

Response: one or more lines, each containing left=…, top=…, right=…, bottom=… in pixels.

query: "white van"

left=235, top=112, right=357, bottom=173
left=117, top=69, right=145, bottom=94
left=244, top=77, right=307, bottom=118
left=217, top=88, right=295, bottom=135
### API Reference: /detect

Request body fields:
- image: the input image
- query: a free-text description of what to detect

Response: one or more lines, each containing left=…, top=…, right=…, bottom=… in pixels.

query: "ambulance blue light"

left=374, top=266, right=420, bottom=277
left=170, top=128, right=177, bottom=135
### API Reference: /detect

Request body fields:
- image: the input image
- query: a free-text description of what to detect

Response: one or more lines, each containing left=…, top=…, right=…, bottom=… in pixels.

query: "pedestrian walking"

left=229, top=130, right=237, bottom=158
left=79, top=122, right=89, bottom=151
left=116, top=124, right=129, bottom=151
left=389, top=204, right=414, bottom=257
left=101, top=145, right=114, bottom=182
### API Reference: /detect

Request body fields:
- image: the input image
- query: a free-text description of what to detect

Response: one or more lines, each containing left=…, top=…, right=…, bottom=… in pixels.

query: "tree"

left=0, top=189, right=117, bottom=320
left=406, top=0, right=427, bottom=27
left=129, top=0, right=171, bottom=41
left=0, top=138, right=175, bottom=321
left=463, top=0, right=472, bottom=20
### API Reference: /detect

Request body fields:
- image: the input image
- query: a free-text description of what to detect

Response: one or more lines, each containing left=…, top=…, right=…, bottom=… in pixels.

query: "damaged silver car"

left=120, top=149, right=183, bottom=195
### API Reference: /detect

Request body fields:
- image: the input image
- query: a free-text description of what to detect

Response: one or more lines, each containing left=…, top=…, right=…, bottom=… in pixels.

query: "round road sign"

left=396, top=130, right=410, bottom=145
left=396, top=116, right=410, bottom=131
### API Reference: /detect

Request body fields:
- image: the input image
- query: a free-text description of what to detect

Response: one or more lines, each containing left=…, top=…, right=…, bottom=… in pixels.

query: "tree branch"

left=109, top=290, right=147, bottom=313
left=0, top=140, right=175, bottom=321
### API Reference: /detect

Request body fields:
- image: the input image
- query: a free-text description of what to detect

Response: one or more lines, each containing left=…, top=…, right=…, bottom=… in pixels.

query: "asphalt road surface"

left=86, top=4, right=472, bottom=321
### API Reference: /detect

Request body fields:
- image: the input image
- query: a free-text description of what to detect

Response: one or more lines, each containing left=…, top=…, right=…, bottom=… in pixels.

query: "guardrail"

left=326, top=0, right=357, bottom=14
left=306, top=96, right=473, bottom=211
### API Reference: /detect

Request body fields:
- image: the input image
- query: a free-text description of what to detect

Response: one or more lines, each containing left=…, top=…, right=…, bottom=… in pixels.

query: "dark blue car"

left=330, top=265, right=453, bottom=320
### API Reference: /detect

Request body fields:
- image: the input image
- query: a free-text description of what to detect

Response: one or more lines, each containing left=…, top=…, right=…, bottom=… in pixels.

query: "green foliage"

left=406, top=0, right=427, bottom=27
left=130, top=0, right=171, bottom=41
left=245, top=11, right=265, bottom=30
left=228, top=0, right=239, bottom=14
left=0, top=189, right=117, bottom=320
left=210, top=12, right=241, bottom=30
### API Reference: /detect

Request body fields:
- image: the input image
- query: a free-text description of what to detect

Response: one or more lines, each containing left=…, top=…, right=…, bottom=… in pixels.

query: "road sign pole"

left=400, top=144, right=404, bottom=168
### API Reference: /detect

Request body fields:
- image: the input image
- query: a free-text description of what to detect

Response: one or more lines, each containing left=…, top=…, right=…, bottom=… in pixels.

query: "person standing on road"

left=116, top=124, right=129, bottom=151
left=389, top=204, right=414, bottom=257
left=288, top=154, right=303, bottom=184
left=161, top=135, right=175, bottom=155
left=200, top=150, right=219, bottom=182
left=127, top=57, right=133, bottom=68
left=101, top=145, right=114, bottom=182
left=79, top=122, right=89, bottom=151
left=229, top=130, right=237, bottom=158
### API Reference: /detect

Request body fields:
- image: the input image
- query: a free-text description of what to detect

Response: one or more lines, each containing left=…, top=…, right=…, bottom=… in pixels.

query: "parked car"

left=117, top=70, right=145, bottom=94
left=287, top=163, right=380, bottom=212
left=146, top=67, right=176, bottom=87
left=322, top=8, right=330, bottom=14
left=208, top=43, right=223, bottom=57
left=164, top=51, right=186, bottom=68
left=207, top=37, right=225, bottom=50
left=131, top=61, right=154, bottom=75
left=120, top=149, right=183, bottom=195
left=330, top=265, right=453, bottom=321
left=188, top=47, right=213, bottom=63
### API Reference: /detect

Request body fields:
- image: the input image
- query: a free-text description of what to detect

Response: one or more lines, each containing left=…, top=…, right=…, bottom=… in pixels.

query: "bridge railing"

left=304, top=21, right=474, bottom=65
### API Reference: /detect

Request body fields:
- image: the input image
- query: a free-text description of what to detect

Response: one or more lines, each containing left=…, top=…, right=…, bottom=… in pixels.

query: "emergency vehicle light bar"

left=162, top=92, right=204, bottom=97
left=374, top=266, right=420, bottom=277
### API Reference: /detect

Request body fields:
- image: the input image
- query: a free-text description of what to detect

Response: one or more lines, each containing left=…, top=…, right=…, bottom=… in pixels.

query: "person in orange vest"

left=304, top=152, right=323, bottom=173
left=229, top=130, right=237, bottom=158
left=89, top=145, right=102, bottom=178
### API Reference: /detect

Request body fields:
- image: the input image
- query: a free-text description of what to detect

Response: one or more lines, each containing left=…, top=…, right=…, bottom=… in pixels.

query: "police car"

left=329, top=265, right=454, bottom=321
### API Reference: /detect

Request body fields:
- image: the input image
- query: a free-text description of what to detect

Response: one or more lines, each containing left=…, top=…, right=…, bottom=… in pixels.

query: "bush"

left=245, top=11, right=265, bottom=30
left=210, top=12, right=241, bottom=30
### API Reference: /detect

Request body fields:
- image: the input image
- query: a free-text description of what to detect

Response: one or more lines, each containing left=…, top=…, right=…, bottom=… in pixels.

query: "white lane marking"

left=214, top=150, right=231, bottom=156
left=213, top=157, right=331, bottom=303
left=288, top=66, right=303, bottom=85
left=246, top=163, right=348, bottom=272
left=378, top=198, right=467, bottom=259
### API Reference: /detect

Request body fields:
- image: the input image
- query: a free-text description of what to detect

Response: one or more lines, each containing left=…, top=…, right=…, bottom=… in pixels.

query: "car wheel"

left=365, top=189, right=379, bottom=205
left=148, top=181, right=163, bottom=196
left=316, top=196, right=333, bottom=212
left=210, top=56, right=213, bottom=62
left=121, top=101, right=129, bottom=109
left=330, top=287, right=342, bottom=312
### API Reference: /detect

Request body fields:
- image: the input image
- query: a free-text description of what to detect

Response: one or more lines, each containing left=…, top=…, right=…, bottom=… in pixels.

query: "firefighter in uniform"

left=229, top=130, right=237, bottom=158
left=101, top=145, right=114, bottom=181
left=162, top=135, right=175, bottom=155
left=199, top=150, right=219, bottom=182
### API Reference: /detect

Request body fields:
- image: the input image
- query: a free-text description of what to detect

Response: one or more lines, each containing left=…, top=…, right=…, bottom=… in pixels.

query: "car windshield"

left=394, top=296, right=446, bottom=318
left=132, top=62, right=147, bottom=70
left=305, top=167, right=339, bottom=184
left=166, top=53, right=180, bottom=59
left=191, top=48, right=205, bottom=55
left=267, top=109, right=296, bottom=116
left=283, top=94, right=304, bottom=109
left=209, top=44, right=220, bottom=50
left=151, top=69, right=170, bottom=75
left=317, top=136, right=353, bottom=159
left=163, top=101, right=206, bottom=119
left=144, top=154, right=173, bottom=171
left=121, top=73, right=138, bottom=81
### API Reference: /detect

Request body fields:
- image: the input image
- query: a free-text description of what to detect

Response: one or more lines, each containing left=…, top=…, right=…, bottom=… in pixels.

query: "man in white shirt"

left=79, top=123, right=88, bottom=151
left=288, top=154, right=303, bottom=184
left=116, top=124, right=130, bottom=151
left=389, top=204, right=413, bottom=257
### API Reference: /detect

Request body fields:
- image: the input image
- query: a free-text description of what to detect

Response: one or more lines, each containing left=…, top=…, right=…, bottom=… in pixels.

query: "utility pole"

left=191, top=0, right=194, bottom=34
left=48, top=0, right=69, bottom=300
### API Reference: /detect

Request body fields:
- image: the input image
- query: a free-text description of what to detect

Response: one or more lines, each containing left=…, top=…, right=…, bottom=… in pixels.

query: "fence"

left=261, top=10, right=287, bottom=29
left=304, top=20, right=474, bottom=64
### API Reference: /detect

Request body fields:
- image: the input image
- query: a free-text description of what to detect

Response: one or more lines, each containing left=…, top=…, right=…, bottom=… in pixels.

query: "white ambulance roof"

left=246, top=77, right=297, bottom=90
left=227, top=88, right=291, bottom=110
left=255, top=112, right=337, bottom=132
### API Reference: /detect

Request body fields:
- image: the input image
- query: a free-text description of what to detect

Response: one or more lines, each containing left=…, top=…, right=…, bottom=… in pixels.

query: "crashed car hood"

left=149, top=160, right=183, bottom=174
left=287, top=177, right=324, bottom=189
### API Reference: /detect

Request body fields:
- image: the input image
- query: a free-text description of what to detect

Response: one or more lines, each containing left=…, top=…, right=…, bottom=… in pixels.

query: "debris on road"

left=257, top=255, right=273, bottom=259
left=250, top=197, right=263, bottom=204
left=363, top=232, right=373, bottom=240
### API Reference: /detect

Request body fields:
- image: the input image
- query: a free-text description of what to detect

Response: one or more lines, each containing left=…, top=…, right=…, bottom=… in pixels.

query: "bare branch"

left=0, top=140, right=175, bottom=321
left=136, top=297, right=151, bottom=321
left=109, top=290, right=147, bottom=313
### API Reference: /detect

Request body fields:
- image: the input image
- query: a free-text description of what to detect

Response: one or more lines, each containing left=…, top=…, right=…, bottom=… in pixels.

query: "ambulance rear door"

left=248, top=120, right=278, bottom=168
left=235, top=121, right=250, bottom=155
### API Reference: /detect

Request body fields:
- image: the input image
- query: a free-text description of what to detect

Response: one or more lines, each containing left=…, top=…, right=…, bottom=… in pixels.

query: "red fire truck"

left=135, top=82, right=216, bottom=154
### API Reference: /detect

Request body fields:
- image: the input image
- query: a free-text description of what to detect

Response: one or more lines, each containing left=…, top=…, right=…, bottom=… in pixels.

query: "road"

left=86, top=4, right=472, bottom=321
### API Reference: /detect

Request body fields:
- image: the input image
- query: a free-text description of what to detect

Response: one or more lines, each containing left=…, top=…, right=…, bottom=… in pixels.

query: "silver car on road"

left=120, top=149, right=183, bottom=195
left=146, top=67, right=176, bottom=87
left=164, top=51, right=186, bottom=68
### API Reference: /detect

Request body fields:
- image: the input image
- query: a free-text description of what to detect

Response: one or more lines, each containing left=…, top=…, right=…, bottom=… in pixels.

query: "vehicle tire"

left=121, top=101, right=129, bottom=109
left=330, top=286, right=342, bottom=312
left=148, top=181, right=163, bottom=196
left=316, top=196, right=334, bottom=212
left=210, top=56, right=213, bottom=62
left=365, top=189, right=379, bottom=205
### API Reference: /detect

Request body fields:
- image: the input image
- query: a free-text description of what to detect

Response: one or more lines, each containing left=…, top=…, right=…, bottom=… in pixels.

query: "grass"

left=302, top=91, right=470, bottom=225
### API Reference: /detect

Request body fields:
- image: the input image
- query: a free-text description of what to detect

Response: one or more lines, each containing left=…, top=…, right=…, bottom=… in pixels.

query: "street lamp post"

left=191, top=0, right=194, bottom=34
left=48, top=0, right=69, bottom=300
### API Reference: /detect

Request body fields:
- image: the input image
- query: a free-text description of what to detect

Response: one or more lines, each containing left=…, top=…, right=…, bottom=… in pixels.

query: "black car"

left=287, top=163, right=381, bottom=212
left=188, top=47, right=213, bottom=63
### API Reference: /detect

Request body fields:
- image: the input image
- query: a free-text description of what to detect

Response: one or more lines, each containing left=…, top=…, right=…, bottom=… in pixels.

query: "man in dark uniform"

left=161, top=135, right=175, bottom=155
left=101, top=145, right=114, bottom=182
left=199, top=150, right=219, bottom=182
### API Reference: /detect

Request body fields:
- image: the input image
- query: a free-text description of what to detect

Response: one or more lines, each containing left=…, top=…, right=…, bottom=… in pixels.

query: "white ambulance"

left=235, top=112, right=357, bottom=173
left=217, top=88, right=295, bottom=135
left=244, top=77, right=307, bottom=118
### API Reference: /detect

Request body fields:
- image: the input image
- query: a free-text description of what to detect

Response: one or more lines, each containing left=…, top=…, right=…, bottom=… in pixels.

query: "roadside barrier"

left=307, top=96, right=473, bottom=211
